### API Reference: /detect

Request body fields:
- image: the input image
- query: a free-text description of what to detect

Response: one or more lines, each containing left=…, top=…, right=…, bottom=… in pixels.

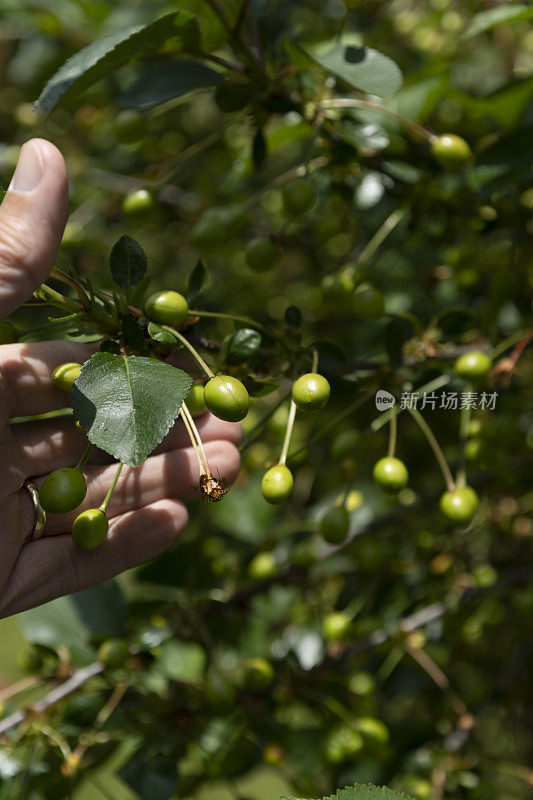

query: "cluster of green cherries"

left=36, top=276, right=487, bottom=549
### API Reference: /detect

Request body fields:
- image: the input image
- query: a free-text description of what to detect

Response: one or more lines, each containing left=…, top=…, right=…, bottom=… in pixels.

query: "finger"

left=15, top=411, right=243, bottom=476
left=2, top=340, right=95, bottom=420
left=40, top=439, right=241, bottom=534
left=0, top=139, right=69, bottom=319
left=1, top=499, right=188, bottom=618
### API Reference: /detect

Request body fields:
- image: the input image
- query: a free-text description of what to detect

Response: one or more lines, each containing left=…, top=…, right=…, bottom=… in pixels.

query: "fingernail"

left=8, top=141, right=44, bottom=193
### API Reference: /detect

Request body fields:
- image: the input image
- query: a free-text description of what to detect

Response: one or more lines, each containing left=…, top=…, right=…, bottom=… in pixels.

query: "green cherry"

left=204, top=375, right=250, bottom=422
left=145, top=290, right=189, bottom=327
left=243, top=657, right=274, bottom=690
left=292, top=373, right=331, bottom=412
left=0, top=321, right=18, bottom=344
left=185, top=383, right=207, bottom=417
left=245, top=236, right=280, bottom=272
left=98, top=639, right=129, bottom=668
left=248, top=552, right=277, bottom=581
left=282, top=178, right=316, bottom=217
left=373, top=457, right=409, bottom=494
left=112, top=110, right=146, bottom=144
left=52, top=362, right=82, bottom=392
left=122, top=189, right=155, bottom=217
left=261, top=465, right=294, bottom=504
left=322, top=611, right=352, bottom=641
left=353, top=283, right=385, bottom=320
left=71, top=509, right=109, bottom=550
left=190, top=212, right=226, bottom=250
left=439, top=486, right=479, bottom=525
left=454, top=351, right=492, bottom=381
left=431, top=134, right=472, bottom=170
left=39, top=468, right=87, bottom=514
left=319, top=506, right=350, bottom=545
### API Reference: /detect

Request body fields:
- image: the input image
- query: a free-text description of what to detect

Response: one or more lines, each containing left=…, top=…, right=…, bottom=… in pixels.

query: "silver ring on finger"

left=22, top=480, right=46, bottom=543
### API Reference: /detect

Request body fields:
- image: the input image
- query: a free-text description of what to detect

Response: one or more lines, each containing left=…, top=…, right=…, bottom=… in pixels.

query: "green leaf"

left=222, top=328, right=262, bottom=364
left=122, top=314, right=146, bottom=351
left=187, top=259, right=209, bottom=304
left=71, top=353, right=192, bottom=467
left=147, top=321, right=178, bottom=345
left=120, top=753, right=179, bottom=800
left=0, top=181, right=6, bottom=204
left=462, top=4, right=533, bottom=39
left=302, top=39, right=402, bottom=98
left=109, top=235, right=147, bottom=295
left=34, top=12, right=200, bottom=116
left=384, top=316, right=414, bottom=367
left=285, top=785, right=414, bottom=800
left=285, top=305, right=302, bottom=329
left=121, top=59, right=223, bottom=110
left=157, top=640, right=206, bottom=684
left=18, top=596, right=96, bottom=666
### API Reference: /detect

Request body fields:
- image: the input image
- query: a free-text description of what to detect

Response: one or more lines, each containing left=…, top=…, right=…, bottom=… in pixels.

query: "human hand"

left=0, top=139, right=241, bottom=618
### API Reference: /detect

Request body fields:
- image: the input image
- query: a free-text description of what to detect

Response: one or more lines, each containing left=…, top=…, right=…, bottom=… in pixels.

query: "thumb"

left=0, top=138, right=69, bottom=320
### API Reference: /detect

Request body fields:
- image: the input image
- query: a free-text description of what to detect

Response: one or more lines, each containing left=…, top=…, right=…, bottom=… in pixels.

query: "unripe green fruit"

left=205, top=670, right=237, bottom=711
left=373, top=457, right=409, bottom=494
left=245, top=236, right=280, bottom=272
left=39, top=468, right=87, bottom=514
left=353, top=283, right=385, bottom=320
left=331, top=429, right=361, bottom=460
left=292, top=373, right=331, bottom=412
left=263, top=744, right=285, bottom=766
left=122, top=188, right=155, bottom=217
left=261, top=465, right=294, bottom=504
left=454, top=351, right=492, bottom=380
left=145, top=291, right=189, bottom=327
left=243, top=657, right=274, bottom=690
left=0, top=321, right=18, bottom=344
left=282, top=178, right=316, bottom=217
left=439, top=486, right=479, bottom=525
left=431, top=133, right=472, bottom=170
left=353, top=716, right=390, bottom=745
left=71, top=509, right=109, bottom=550
left=325, top=725, right=364, bottom=763
left=320, top=506, right=350, bottom=545
left=185, top=383, right=207, bottom=417
left=214, top=83, right=252, bottom=113
left=190, top=213, right=226, bottom=250
left=347, top=670, right=376, bottom=696
left=112, top=109, right=146, bottom=144
left=323, top=611, right=352, bottom=641
left=204, top=375, right=250, bottom=422
left=97, top=639, right=129, bottom=668
left=248, top=552, right=277, bottom=581
left=52, top=362, right=82, bottom=392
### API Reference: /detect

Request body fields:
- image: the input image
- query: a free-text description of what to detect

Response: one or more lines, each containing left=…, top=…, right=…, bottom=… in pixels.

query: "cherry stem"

left=357, top=208, right=406, bottom=267
left=162, top=325, right=215, bottom=379
left=181, top=401, right=212, bottom=480
left=456, top=382, right=473, bottom=489
left=76, top=443, right=93, bottom=472
left=322, top=98, right=434, bottom=142
left=279, top=399, right=297, bottom=466
left=311, top=347, right=319, bottom=374
left=387, top=410, right=397, bottom=459
left=408, top=407, right=455, bottom=492
left=100, top=462, right=124, bottom=513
